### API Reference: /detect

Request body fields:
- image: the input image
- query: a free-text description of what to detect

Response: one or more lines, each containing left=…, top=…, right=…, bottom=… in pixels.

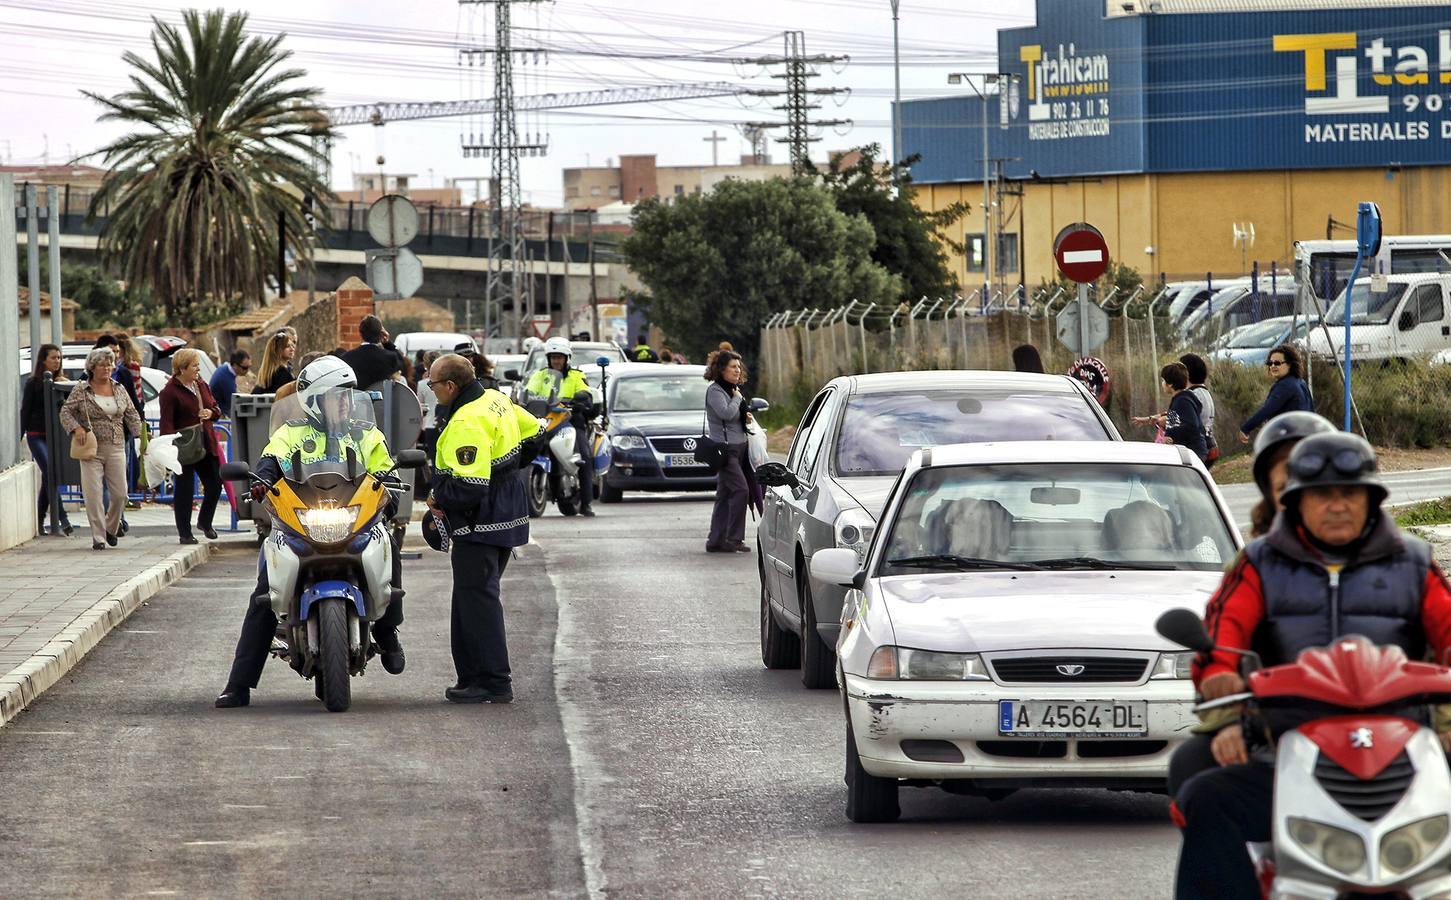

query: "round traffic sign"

left=1053, top=223, right=1110, bottom=284
left=366, top=195, right=420, bottom=248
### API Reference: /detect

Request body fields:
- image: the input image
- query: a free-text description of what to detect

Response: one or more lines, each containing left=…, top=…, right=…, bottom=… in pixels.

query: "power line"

left=738, top=32, right=851, bottom=175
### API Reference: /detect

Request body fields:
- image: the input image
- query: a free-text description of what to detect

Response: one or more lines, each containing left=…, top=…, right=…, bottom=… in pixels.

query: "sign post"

left=364, top=195, right=424, bottom=301
left=1052, top=223, right=1111, bottom=356
left=1343, top=201, right=1382, bottom=431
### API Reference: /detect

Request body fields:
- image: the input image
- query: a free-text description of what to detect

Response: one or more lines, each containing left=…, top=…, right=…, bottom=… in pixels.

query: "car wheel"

left=599, top=475, right=623, bottom=504
left=845, top=719, right=899, bottom=823
left=760, top=559, right=800, bottom=669
left=799, top=578, right=835, bottom=690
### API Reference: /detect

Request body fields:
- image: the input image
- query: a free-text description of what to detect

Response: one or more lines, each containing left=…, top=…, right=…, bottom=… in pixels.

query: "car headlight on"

left=299, top=505, right=360, bottom=543
left=611, top=434, right=646, bottom=451
left=898, top=648, right=991, bottom=681
left=1288, top=817, right=1366, bottom=875
left=1381, top=815, right=1449, bottom=875
left=1152, top=651, right=1196, bottom=679
left=834, top=508, right=876, bottom=562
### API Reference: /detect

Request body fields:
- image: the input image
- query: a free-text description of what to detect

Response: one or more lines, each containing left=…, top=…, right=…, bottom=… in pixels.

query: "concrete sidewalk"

left=0, top=506, right=252, bottom=727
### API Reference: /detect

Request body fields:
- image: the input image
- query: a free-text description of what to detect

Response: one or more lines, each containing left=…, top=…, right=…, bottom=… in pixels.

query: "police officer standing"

left=426, top=353, right=540, bottom=703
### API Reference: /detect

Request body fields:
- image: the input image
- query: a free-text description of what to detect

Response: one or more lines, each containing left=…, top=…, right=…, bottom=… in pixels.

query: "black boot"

left=214, top=686, right=249, bottom=708
left=374, top=629, right=406, bottom=675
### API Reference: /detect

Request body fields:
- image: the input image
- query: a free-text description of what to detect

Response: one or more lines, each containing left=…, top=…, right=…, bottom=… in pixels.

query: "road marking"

left=121, top=630, right=163, bottom=634
left=143, top=891, right=179, bottom=896
left=8, top=730, right=77, bottom=735
left=183, top=841, right=231, bottom=846
left=222, top=804, right=267, bottom=810
left=272, top=775, right=306, bottom=780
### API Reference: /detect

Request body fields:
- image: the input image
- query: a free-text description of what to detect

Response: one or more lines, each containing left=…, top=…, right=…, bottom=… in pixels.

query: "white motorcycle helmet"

left=522, top=336, right=543, bottom=354
left=542, top=336, right=572, bottom=361
left=295, top=356, right=358, bottom=431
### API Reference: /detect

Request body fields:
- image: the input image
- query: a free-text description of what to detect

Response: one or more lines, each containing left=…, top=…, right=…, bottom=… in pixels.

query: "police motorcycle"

left=1157, top=609, right=1451, bottom=898
left=522, top=356, right=613, bottom=518
left=220, top=386, right=425, bottom=713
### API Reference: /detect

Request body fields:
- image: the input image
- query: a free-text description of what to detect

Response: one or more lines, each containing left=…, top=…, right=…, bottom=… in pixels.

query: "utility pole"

left=460, top=0, right=546, bottom=342
left=889, top=0, right=902, bottom=165
left=740, top=32, right=851, bottom=176
left=947, top=72, right=1019, bottom=304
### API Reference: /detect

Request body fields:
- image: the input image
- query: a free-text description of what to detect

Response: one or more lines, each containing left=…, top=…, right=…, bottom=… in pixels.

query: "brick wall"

left=620, top=154, right=658, bottom=203
left=334, top=276, right=374, bottom=350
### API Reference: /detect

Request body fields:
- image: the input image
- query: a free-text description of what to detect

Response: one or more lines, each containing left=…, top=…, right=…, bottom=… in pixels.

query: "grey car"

left=754, top=371, right=1123, bottom=688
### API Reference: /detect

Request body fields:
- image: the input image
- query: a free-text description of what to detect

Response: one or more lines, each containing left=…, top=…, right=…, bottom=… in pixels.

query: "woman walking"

left=160, top=348, right=224, bottom=544
left=704, top=350, right=755, bottom=553
left=21, top=344, right=72, bottom=535
left=1238, top=343, right=1313, bottom=443
left=256, top=330, right=296, bottom=393
left=60, top=347, right=141, bottom=550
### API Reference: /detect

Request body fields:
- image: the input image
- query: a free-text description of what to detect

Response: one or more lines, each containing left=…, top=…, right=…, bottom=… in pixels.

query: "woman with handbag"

left=60, top=347, right=142, bottom=550
left=703, top=350, right=755, bottom=554
left=160, top=348, right=224, bottom=544
left=21, top=343, right=73, bottom=536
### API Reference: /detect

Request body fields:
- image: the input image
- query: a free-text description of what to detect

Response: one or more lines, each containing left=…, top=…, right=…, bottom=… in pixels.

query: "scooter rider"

left=1173, top=431, right=1451, bottom=899
left=523, top=337, right=599, bottom=517
left=215, top=358, right=408, bottom=709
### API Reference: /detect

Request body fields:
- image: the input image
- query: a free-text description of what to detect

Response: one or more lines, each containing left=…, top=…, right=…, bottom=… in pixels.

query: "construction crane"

left=324, top=82, right=744, bottom=128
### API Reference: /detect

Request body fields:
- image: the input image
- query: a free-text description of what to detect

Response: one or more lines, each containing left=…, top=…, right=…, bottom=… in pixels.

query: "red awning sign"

left=1053, top=223, right=1110, bottom=284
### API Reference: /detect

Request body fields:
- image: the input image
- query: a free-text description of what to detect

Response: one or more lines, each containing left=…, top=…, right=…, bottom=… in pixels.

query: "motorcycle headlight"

left=898, top=648, right=990, bottom=681
left=1288, top=817, right=1366, bottom=876
left=1381, top=815, right=1448, bottom=875
left=299, top=505, right=360, bottom=544
left=834, top=508, right=876, bottom=563
left=1152, top=651, right=1196, bottom=679
left=611, top=434, right=646, bottom=451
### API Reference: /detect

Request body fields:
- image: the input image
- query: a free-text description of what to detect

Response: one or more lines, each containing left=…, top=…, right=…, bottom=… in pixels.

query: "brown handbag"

left=70, top=400, right=97, bottom=461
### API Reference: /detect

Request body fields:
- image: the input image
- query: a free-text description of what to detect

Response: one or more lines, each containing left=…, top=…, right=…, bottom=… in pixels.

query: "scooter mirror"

left=395, top=448, right=428, bottom=469
left=220, top=461, right=253, bottom=481
left=1156, top=608, right=1214, bottom=652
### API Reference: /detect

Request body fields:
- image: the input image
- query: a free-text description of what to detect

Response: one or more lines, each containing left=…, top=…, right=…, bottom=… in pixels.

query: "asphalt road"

left=0, top=493, right=1183, bottom=898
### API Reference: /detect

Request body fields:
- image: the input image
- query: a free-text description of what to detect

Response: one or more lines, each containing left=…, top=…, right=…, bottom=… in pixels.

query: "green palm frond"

left=84, top=8, right=335, bottom=319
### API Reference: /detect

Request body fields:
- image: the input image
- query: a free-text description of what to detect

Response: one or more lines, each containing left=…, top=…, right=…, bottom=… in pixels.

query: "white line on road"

left=547, top=548, right=609, bottom=900
left=183, top=841, right=232, bottom=846
left=7, top=730, right=77, bottom=735
left=221, top=804, right=268, bottom=810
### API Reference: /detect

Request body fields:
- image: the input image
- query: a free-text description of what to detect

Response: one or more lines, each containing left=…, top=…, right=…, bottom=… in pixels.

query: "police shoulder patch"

left=456, top=445, right=478, bottom=465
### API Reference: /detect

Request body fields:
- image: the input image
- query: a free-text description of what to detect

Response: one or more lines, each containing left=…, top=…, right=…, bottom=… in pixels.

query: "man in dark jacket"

left=340, top=315, right=406, bottom=388
left=208, top=349, right=251, bottom=416
left=1158, top=361, right=1207, bottom=461
left=1172, top=432, right=1451, bottom=899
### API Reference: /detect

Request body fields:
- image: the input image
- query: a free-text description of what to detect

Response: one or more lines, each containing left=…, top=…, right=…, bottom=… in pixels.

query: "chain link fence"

left=759, top=283, right=1451, bottom=451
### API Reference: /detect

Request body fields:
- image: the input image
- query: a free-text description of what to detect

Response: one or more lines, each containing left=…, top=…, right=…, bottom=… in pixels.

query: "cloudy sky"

left=2, top=0, right=1035, bottom=206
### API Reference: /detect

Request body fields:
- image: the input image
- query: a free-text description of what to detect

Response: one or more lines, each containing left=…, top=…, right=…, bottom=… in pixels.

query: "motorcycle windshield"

left=269, top=389, right=380, bottom=483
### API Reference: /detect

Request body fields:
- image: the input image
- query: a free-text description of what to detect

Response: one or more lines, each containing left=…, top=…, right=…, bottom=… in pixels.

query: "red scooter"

left=1157, top=608, right=1451, bottom=899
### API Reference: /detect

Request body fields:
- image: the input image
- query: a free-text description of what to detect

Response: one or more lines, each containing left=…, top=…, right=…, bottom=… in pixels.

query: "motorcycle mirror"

left=395, top=448, right=427, bottom=470
left=1156, top=608, right=1214, bottom=653
left=504, top=369, right=521, bottom=382
left=220, top=461, right=254, bottom=481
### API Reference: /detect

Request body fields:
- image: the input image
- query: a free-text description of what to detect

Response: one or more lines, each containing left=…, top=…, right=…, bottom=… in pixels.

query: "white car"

left=813, top=441, right=1242, bottom=823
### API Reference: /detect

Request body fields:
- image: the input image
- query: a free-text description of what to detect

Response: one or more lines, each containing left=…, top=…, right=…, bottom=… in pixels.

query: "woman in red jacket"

left=160, top=348, right=224, bottom=544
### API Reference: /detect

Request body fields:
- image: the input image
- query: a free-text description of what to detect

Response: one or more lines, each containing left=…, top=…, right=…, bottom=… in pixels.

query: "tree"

left=623, top=177, right=900, bottom=365
left=84, top=9, right=333, bottom=322
left=15, top=250, right=165, bottom=331
left=815, top=145, right=969, bottom=301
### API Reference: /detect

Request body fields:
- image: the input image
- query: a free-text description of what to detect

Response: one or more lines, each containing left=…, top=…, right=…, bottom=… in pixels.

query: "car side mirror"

left=754, top=461, right=798, bottom=488
left=504, top=369, right=521, bottom=382
left=220, top=461, right=253, bottom=481
left=811, top=548, right=864, bottom=588
left=395, top=448, right=427, bottom=469
left=749, top=397, right=770, bottom=413
left=1155, top=608, right=1214, bottom=653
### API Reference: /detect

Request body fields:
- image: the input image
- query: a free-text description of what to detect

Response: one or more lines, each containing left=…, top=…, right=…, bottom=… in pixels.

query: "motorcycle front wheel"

left=552, top=471, right=579, bottom=517
left=527, top=466, right=549, bottom=518
left=318, top=598, right=352, bottom=713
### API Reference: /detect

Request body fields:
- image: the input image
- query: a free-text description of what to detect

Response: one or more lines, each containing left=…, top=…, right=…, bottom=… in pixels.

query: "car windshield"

left=877, top=462, right=1235, bottom=574
left=613, top=374, right=709, bottom=412
left=835, top=390, right=1110, bottom=477
left=267, top=388, right=380, bottom=481
left=1326, top=282, right=1409, bottom=326
left=1227, top=318, right=1290, bottom=349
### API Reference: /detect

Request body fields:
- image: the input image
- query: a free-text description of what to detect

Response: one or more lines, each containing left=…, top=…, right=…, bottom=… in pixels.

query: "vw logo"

left=1350, top=727, right=1375, bottom=749
left=683, top=438, right=698, bottom=451
left=1056, top=664, right=1086, bottom=677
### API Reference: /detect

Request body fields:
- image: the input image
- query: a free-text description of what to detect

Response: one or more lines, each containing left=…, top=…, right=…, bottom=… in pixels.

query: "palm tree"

left=85, top=8, right=334, bottom=319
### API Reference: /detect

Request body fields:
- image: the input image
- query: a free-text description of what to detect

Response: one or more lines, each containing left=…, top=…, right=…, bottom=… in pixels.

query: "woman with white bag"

left=60, top=347, right=142, bottom=550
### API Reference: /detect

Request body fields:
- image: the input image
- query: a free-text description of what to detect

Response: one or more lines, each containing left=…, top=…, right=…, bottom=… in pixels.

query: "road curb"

left=0, top=542, right=215, bottom=728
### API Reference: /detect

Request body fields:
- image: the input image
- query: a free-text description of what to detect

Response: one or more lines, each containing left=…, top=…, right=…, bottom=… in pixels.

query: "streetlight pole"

left=890, top=0, right=902, bottom=165
left=948, top=72, right=1017, bottom=302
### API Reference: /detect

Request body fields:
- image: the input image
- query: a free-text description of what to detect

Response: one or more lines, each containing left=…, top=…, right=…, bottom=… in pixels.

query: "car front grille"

left=990, top=656, right=1149, bottom=683
left=1315, top=751, right=1414, bottom=821
left=648, top=436, right=698, bottom=454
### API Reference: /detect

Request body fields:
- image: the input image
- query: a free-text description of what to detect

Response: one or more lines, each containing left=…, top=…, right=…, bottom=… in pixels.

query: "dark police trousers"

left=225, top=535, right=405, bottom=690
left=450, top=543, right=512, bottom=692
left=573, top=426, right=594, bottom=511
left=1174, top=761, right=1274, bottom=900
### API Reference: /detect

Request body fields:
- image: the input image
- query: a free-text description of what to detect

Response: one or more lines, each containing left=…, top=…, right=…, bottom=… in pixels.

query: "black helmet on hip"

left=421, top=511, right=451, bottom=552
left=1251, top=411, right=1335, bottom=492
left=1280, top=431, right=1387, bottom=508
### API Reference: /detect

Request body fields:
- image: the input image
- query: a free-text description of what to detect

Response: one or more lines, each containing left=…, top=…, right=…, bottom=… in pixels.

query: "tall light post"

left=890, top=0, right=902, bottom=165
left=948, top=71, right=1018, bottom=302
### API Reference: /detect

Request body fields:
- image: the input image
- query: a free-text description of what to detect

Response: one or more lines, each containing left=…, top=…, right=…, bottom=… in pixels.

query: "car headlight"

left=899, top=648, right=990, bottom=681
left=611, top=434, right=646, bottom=451
left=1381, top=815, right=1449, bottom=875
left=299, top=505, right=360, bottom=543
left=1152, top=651, right=1195, bottom=679
left=834, top=507, right=876, bottom=562
left=1288, top=817, right=1366, bottom=875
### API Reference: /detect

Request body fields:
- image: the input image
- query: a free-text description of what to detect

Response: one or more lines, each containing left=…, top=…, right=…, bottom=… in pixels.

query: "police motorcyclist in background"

left=523, top=337, right=600, bottom=517
left=215, top=358, right=408, bottom=709
left=1172, top=432, right=1451, bottom=899
left=632, top=333, right=659, bottom=363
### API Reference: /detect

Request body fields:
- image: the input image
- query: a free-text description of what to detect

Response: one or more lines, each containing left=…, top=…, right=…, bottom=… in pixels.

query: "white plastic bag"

left=144, top=432, right=183, bottom=487
left=747, top=426, right=769, bottom=470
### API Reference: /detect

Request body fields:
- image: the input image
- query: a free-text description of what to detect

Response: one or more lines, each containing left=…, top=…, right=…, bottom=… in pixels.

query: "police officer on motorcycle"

left=1173, top=431, right=1451, bottom=899
left=215, top=358, right=408, bottom=708
left=523, top=337, right=599, bottom=517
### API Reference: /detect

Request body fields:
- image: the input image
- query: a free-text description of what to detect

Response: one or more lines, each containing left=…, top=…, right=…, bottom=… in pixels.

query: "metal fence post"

left=857, top=302, right=874, bottom=373
left=0, top=174, right=20, bottom=469
left=47, top=186, right=62, bottom=347
left=25, top=184, right=41, bottom=353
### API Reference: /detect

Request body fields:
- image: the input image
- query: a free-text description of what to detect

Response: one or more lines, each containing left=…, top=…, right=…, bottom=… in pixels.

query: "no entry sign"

left=1053, top=223, right=1110, bottom=283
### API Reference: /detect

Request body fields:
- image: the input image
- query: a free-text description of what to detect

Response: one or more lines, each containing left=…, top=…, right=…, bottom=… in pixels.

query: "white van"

left=392, top=332, right=476, bottom=359
left=1307, top=273, right=1451, bottom=362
